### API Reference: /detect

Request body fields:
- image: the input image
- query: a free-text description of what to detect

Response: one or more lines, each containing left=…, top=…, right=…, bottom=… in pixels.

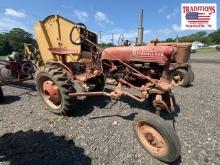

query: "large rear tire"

left=170, top=68, right=190, bottom=87
left=133, top=111, right=181, bottom=163
left=188, top=68, right=194, bottom=84
left=35, top=63, right=77, bottom=115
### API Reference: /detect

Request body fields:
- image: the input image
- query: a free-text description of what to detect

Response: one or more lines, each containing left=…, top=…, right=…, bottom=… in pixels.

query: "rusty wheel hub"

left=138, top=123, right=168, bottom=156
left=172, top=74, right=183, bottom=85
left=42, top=80, right=61, bottom=109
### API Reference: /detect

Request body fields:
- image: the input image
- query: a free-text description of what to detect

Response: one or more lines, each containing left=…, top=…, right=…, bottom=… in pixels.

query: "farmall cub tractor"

left=34, top=15, right=180, bottom=163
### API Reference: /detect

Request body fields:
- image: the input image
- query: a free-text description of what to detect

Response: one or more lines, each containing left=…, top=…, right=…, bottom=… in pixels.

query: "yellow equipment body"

left=24, top=43, right=32, bottom=58
left=34, top=15, right=97, bottom=63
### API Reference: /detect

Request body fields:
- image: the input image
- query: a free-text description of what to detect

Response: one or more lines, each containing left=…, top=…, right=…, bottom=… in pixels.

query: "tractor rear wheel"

left=188, top=68, right=194, bottom=84
left=170, top=68, right=190, bottom=87
left=0, top=86, right=4, bottom=102
left=35, top=63, right=77, bottom=115
left=133, top=111, right=181, bottom=163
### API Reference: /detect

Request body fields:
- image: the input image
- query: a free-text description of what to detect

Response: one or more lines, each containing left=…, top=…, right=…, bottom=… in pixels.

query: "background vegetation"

left=0, top=28, right=219, bottom=56
left=0, top=28, right=36, bottom=56
left=164, top=29, right=220, bottom=45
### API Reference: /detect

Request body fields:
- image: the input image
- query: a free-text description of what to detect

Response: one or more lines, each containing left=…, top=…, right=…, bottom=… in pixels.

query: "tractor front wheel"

left=133, top=111, right=181, bottom=163
left=35, top=63, right=77, bottom=115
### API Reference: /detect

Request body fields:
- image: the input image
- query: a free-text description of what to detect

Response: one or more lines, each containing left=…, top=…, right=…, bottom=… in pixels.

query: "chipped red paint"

left=101, top=45, right=174, bottom=65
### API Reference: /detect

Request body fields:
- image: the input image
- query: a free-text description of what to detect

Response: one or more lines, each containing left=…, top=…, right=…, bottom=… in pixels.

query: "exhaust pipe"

left=136, top=9, right=144, bottom=46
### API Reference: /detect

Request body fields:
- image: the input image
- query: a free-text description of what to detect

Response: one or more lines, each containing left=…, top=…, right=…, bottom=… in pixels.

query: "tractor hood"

left=101, top=45, right=176, bottom=65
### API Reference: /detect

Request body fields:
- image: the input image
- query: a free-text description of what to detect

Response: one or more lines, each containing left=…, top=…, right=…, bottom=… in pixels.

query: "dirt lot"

left=0, top=52, right=220, bottom=165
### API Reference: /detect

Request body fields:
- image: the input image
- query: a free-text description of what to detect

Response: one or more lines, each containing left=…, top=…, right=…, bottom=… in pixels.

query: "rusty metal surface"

left=75, top=71, right=100, bottom=82
left=42, top=80, right=61, bottom=104
left=68, top=78, right=174, bottom=112
left=80, top=38, right=174, bottom=113
left=137, top=123, right=168, bottom=156
left=0, top=59, right=35, bottom=86
left=34, top=15, right=177, bottom=114
left=170, top=62, right=188, bottom=69
left=86, top=38, right=173, bottom=92
left=174, top=44, right=191, bottom=64
left=148, top=42, right=192, bottom=65
left=101, top=45, right=174, bottom=65
left=48, top=47, right=77, bottom=55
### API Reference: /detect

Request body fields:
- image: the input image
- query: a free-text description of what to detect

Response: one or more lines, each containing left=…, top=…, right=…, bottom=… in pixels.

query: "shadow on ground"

left=71, top=95, right=111, bottom=117
left=0, top=95, right=21, bottom=105
left=0, top=81, right=37, bottom=104
left=169, top=156, right=182, bottom=165
left=85, top=91, right=181, bottom=133
left=9, top=82, right=36, bottom=91
left=0, top=130, right=91, bottom=165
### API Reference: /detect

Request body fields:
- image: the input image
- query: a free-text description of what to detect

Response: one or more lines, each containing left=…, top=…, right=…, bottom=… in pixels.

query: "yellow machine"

left=24, top=43, right=32, bottom=59
left=34, top=15, right=97, bottom=63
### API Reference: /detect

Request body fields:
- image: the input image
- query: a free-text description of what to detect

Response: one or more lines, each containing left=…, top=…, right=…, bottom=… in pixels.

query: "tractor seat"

left=48, top=47, right=77, bottom=55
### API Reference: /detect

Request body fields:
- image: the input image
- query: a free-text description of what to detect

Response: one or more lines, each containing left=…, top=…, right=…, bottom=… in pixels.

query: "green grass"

left=196, top=47, right=217, bottom=53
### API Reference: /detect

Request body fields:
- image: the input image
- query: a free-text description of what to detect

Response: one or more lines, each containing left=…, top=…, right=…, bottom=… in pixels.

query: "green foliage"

left=165, top=38, right=175, bottom=42
left=98, top=43, right=115, bottom=48
left=207, top=29, right=220, bottom=44
left=0, top=34, right=12, bottom=55
left=164, top=29, right=220, bottom=45
left=179, top=31, right=207, bottom=43
left=0, top=28, right=36, bottom=56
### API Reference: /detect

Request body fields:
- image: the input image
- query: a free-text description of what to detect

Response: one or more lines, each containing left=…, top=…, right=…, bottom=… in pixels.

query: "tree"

left=207, top=29, right=220, bottom=44
left=0, top=34, right=12, bottom=55
left=99, top=43, right=115, bottom=48
left=164, top=29, right=220, bottom=45
left=178, top=31, right=207, bottom=43
left=0, top=28, right=36, bottom=56
left=165, top=38, right=175, bottom=42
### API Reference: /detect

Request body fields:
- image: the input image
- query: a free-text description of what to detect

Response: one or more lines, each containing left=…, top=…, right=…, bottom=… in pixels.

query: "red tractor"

left=34, top=15, right=180, bottom=163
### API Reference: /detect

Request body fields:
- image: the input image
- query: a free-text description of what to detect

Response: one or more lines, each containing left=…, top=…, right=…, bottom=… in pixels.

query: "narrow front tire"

left=133, top=111, right=181, bottom=163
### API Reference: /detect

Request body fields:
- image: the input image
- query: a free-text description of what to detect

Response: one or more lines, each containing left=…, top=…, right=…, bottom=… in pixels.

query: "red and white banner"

left=181, top=3, right=217, bottom=30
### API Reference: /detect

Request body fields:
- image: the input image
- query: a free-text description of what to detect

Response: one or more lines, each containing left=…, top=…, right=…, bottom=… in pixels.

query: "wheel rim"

left=137, top=122, right=168, bottom=156
left=172, top=73, right=184, bottom=85
left=39, top=77, right=62, bottom=110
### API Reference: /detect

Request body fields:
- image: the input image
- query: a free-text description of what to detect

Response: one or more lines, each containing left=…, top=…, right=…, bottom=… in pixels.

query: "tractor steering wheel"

left=118, top=33, right=125, bottom=46
left=70, top=23, right=88, bottom=45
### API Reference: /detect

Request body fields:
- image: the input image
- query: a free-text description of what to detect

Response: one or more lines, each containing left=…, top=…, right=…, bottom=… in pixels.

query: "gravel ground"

left=0, top=52, right=220, bottom=165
